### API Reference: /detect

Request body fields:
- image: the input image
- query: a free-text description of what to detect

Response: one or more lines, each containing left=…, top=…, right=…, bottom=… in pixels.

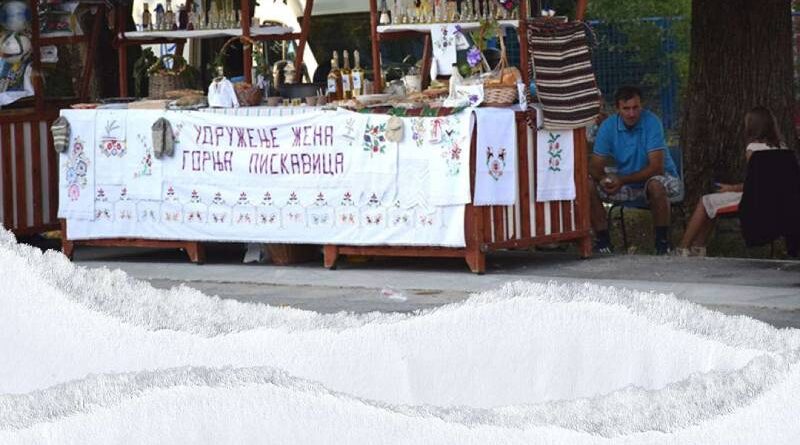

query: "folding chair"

left=607, top=146, right=686, bottom=250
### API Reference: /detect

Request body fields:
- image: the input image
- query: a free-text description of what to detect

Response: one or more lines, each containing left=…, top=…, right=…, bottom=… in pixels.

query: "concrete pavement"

left=66, top=244, right=800, bottom=329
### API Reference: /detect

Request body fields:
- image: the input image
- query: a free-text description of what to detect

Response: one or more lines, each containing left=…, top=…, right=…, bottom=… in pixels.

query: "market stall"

left=0, top=0, right=103, bottom=236
left=57, top=0, right=600, bottom=273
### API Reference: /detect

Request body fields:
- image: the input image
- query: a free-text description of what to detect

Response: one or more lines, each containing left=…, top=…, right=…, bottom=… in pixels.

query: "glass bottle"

left=155, top=3, right=164, bottom=30
left=178, top=4, right=188, bottom=29
left=352, top=50, right=365, bottom=96
left=142, top=3, right=152, bottom=30
left=283, top=62, right=296, bottom=84
left=327, top=53, right=342, bottom=101
left=379, top=0, right=391, bottom=25
left=341, top=50, right=353, bottom=99
left=164, top=0, right=175, bottom=30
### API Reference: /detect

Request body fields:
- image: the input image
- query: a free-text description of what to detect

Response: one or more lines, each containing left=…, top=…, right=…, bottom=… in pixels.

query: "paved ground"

left=61, top=242, right=800, bottom=329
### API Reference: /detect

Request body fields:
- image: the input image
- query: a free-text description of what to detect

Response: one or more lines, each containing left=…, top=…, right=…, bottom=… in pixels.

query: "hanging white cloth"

left=536, top=129, right=576, bottom=202
left=431, top=24, right=458, bottom=76
left=57, top=110, right=96, bottom=220
left=207, top=77, right=239, bottom=108
left=473, top=107, right=518, bottom=206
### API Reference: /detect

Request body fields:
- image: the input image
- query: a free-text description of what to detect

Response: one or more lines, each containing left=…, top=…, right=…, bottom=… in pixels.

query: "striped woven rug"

left=527, top=20, right=600, bottom=130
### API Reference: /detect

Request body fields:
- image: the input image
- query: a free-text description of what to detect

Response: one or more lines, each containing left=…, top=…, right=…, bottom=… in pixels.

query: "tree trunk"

left=681, top=0, right=796, bottom=207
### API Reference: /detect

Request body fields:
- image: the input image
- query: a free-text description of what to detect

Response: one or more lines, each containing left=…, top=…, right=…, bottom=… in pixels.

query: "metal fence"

left=588, top=17, right=686, bottom=138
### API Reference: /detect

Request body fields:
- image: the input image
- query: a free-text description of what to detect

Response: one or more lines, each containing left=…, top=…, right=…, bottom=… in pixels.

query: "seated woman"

left=676, top=106, right=787, bottom=256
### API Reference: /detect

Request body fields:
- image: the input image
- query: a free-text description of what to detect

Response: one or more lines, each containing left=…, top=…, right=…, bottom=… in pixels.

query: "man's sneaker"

left=593, top=239, right=614, bottom=254
left=655, top=240, right=672, bottom=256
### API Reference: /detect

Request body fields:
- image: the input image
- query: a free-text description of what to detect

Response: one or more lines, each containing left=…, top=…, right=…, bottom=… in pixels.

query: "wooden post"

left=369, top=0, right=382, bottom=92
left=30, top=0, right=45, bottom=113
left=576, top=0, right=589, bottom=21
left=241, top=0, right=252, bottom=83
left=117, top=3, right=129, bottom=97
left=79, top=5, right=104, bottom=101
left=573, top=128, right=592, bottom=258
left=421, top=34, right=432, bottom=90
left=518, top=0, right=530, bottom=83
left=293, top=0, right=314, bottom=77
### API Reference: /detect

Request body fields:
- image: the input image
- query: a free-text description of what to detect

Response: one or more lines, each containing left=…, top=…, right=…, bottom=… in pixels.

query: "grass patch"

left=607, top=207, right=791, bottom=258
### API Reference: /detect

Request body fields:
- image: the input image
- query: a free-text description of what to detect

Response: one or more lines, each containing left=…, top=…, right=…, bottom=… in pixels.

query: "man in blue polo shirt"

left=590, top=86, right=682, bottom=255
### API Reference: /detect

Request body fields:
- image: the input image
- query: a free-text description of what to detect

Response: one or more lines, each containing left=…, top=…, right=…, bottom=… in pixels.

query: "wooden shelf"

left=122, top=25, right=293, bottom=40
left=39, top=32, right=87, bottom=45
left=377, top=20, right=518, bottom=34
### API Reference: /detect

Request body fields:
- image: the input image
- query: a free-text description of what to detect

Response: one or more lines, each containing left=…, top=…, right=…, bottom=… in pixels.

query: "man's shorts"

left=596, top=175, right=683, bottom=203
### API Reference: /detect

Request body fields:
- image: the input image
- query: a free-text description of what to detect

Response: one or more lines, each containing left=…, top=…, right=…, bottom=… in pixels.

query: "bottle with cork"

left=341, top=50, right=353, bottom=99
left=351, top=50, right=364, bottom=96
left=141, top=3, right=152, bottom=30
left=327, top=51, right=342, bottom=101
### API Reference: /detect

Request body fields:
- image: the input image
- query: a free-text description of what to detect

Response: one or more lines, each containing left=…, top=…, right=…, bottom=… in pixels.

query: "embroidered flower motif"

left=66, top=136, right=90, bottom=201
left=547, top=132, right=563, bottom=172
left=486, top=146, right=507, bottom=181
left=363, top=122, right=387, bottom=156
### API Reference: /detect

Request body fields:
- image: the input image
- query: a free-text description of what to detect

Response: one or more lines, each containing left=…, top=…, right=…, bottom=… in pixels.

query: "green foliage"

left=587, top=0, right=691, bottom=120
left=586, top=0, right=690, bottom=19
left=132, top=48, right=159, bottom=98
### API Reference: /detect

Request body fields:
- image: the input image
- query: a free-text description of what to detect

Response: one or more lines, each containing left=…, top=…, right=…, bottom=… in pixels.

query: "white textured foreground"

left=0, top=229, right=799, bottom=444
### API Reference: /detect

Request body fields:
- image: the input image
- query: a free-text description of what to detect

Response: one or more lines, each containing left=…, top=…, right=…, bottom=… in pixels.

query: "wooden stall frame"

left=1, top=1, right=106, bottom=237
left=59, top=0, right=315, bottom=263
left=324, top=114, right=592, bottom=274
left=113, top=0, right=316, bottom=96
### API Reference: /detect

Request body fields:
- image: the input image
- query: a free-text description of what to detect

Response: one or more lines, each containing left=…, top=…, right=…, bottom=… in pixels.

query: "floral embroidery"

left=363, top=122, right=387, bottom=156
left=433, top=25, right=454, bottom=51
left=260, top=192, right=274, bottom=206
left=486, top=146, right=507, bottom=181
left=311, top=214, right=330, bottom=225
left=418, top=214, right=435, bottom=226
left=366, top=193, right=381, bottom=207
left=340, top=191, right=355, bottom=206
left=412, top=118, right=425, bottom=148
left=65, top=137, right=90, bottom=201
left=99, top=120, right=126, bottom=158
left=546, top=132, right=562, bottom=172
left=134, top=134, right=153, bottom=178
left=94, top=188, right=113, bottom=220
left=341, top=118, right=359, bottom=146
left=339, top=213, right=357, bottom=225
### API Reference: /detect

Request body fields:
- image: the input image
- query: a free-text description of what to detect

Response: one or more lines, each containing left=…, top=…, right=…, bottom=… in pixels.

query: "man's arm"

left=589, top=154, right=607, bottom=181
left=618, top=149, right=665, bottom=184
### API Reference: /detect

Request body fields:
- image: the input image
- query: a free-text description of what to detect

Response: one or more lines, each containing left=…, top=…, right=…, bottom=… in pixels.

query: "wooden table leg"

left=465, top=248, right=486, bottom=274
left=578, top=235, right=592, bottom=259
left=59, top=219, right=75, bottom=259
left=185, top=242, right=205, bottom=264
left=323, top=245, right=339, bottom=269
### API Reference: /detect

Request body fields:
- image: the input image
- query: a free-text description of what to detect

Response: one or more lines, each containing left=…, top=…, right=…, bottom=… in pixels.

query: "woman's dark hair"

left=744, top=106, right=783, bottom=148
left=614, top=86, right=642, bottom=105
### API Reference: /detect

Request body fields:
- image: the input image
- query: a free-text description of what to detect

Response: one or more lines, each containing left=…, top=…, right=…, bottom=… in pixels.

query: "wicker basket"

left=483, top=85, right=518, bottom=106
left=148, top=54, right=194, bottom=99
left=482, top=32, right=518, bottom=106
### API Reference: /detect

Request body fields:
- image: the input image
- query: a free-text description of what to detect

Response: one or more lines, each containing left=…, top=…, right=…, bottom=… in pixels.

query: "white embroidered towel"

left=124, top=110, right=166, bottom=200
left=473, top=107, right=518, bottom=206
left=536, top=129, right=576, bottom=202
left=94, top=109, right=129, bottom=184
left=431, top=24, right=457, bottom=76
left=427, top=111, right=473, bottom=206
left=57, top=110, right=96, bottom=220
